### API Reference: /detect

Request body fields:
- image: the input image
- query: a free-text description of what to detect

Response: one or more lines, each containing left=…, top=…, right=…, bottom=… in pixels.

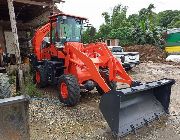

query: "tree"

left=168, top=15, right=180, bottom=28
left=157, top=10, right=180, bottom=28
left=98, top=4, right=132, bottom=45
left=102, top=12, right=110, bottom=24
left=128, top=14, right=139, bottom=27
left=139, top=4, right=157, bottom=31
left=82, top=26, right=97, bottom=43
left=82, top=3, right=179, bottom=47
left=111, top=4, right=129, bottom=29
left=98, top=24, right=111, bottom=40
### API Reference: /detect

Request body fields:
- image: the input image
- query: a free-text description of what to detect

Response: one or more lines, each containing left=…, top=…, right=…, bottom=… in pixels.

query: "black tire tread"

left=35, top=66, right=48, bottom=88
left=58, top=74, right=80, bottom=106
left=0, top=73, right=11, bottom=99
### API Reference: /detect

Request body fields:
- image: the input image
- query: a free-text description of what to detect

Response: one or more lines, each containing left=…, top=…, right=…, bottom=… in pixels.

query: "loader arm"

left=64, top=42, right=133, bottom=93
left=64, top=43, right=110, bottom=92
left=82, top=43, right=132, bottom=85
left=33, top=22, right=56, bottom=61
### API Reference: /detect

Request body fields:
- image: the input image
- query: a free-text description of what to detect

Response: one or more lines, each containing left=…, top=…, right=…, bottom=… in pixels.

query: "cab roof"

left=49, top=13, right=87, bottom=20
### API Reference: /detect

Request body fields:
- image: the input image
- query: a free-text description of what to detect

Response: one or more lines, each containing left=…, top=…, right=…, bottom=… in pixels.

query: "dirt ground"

left=29, top=63, right=180, bottom=140
left=123, top=45, right=167, bottom=63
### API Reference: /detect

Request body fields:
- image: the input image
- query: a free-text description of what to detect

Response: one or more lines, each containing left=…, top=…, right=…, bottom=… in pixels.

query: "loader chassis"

left=32, top=13, right=133, bottom=105
left=31, top=13, right=175, bottom=137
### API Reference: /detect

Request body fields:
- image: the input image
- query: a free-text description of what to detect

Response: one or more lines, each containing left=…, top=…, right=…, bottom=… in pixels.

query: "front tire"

left=58, top=74, right=80, bottom=106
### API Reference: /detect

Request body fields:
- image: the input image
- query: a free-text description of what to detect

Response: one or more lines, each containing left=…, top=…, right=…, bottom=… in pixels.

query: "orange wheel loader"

left=30, top=13, right=175, bottom=137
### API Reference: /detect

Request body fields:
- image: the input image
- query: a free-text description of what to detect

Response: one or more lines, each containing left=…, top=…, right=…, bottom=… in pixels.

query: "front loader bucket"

left=99, top=79, right=175, bottom=137
left=0, top=95, right=30, bottom=140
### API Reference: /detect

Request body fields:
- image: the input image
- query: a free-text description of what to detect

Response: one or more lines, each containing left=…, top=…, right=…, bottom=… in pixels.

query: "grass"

left=8, top=75, right=16, bottom=84
left=25, top=82, right=42, bottom=97
left=5, top=65, right=42, bottom=98
left=24, top=73, right=42, bottom=98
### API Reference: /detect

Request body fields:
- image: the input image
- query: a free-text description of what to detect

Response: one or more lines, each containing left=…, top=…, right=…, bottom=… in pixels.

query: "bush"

left=24, top=74, right=42, bottom=97
left=25, top=82, right=42, bottom=97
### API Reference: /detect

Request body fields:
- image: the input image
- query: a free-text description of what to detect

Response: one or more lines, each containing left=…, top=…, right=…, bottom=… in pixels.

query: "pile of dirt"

left=123, top=45, right=167, bottom=62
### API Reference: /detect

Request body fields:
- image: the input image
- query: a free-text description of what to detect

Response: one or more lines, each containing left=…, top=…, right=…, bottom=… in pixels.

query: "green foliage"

left=8, top=75, right=16, bottom=84
left=128, top=14, right=139, bottom=26
left=168, top=14, right=180, bottom=28
left=171, top=20, right=180, bottom=28
left=24, top=74, right=42, bottom=97
left=132, top=26, right=165, bottom=48
left=82, top=26, right=97, bottom=43
left=109, top=27, right=134, bottom=45
left=98, top=24, right=112, bottom=40
left=157, top=10, right=180, bottom=28
left=102, top=12, right=110, bottom=24
left=111, top=4, right=129, bottom=29
left=139, top=4, right=157, bottom=31
left=82, top=3, right=179, bottom=47
left=131, top=4, right=165, bottom=47
left=98, top=4, right=133, bottom=46
left=25, top=82, right=42, bottom=97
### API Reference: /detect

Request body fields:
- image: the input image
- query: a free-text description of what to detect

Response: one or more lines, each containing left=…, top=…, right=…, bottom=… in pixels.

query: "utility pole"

left=7, top=0, right=24, bottom=91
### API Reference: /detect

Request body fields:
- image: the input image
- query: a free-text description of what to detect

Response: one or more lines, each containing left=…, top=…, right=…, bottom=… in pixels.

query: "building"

left=105, top=39, right=120, bottom=46
left=165, top=28, right=180, bottom=54
left=0, top=0, right=61, bottom=63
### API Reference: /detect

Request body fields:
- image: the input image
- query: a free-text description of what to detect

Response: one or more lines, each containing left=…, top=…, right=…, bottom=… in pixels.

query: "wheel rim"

left=60, top=82, right=68, bottom=99
left=35, top=71, right=41, bottom=83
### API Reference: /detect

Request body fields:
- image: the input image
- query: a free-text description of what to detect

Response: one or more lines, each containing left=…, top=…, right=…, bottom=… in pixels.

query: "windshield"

left=52, top=16, right=83, bottom=45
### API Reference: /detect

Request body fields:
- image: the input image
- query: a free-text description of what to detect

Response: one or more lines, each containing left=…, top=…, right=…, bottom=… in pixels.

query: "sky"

left=57, top=0, right=180, bottom=29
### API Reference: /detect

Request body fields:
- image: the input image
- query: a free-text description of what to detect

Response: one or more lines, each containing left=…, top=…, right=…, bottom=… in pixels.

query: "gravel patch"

left=30, top=63, right=180, bottom=140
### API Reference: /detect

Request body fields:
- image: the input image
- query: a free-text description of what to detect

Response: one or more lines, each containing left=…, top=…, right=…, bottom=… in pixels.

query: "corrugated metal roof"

left=0, top=0, right=53, bottom=22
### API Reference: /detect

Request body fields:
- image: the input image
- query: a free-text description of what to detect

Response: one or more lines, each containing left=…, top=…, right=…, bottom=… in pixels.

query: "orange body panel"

left=63, top=42, right=133, bottom=92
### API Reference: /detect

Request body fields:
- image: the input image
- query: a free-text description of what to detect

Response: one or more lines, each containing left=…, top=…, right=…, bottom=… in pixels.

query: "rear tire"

left=58, top=74, right=80, bottom=106
left=34, top=66, right=48, bottom=88
left=0, top=73, right=11, bottom=99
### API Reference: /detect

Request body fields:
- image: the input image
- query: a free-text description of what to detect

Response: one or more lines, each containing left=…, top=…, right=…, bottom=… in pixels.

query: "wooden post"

left=7, top=0, right=24, bottom=91
left=7, top=0, right=21, bottom=64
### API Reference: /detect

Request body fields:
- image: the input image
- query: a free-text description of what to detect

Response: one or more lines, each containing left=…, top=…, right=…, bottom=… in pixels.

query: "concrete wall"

left=0, top=96, right=30, bottom=140
left=4, top=30, right=28, bottom=55
left=4, top=31, right=15, bottom=54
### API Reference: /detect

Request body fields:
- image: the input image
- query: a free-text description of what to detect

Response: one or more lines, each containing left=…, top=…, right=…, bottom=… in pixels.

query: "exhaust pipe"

left=99, top=79, right=175, bottom=137
left=0, top=95, right=30, bottom=140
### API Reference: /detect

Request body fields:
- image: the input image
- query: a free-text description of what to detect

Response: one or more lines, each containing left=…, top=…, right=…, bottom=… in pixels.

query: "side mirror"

left=84, top=24, right=92, bottom=28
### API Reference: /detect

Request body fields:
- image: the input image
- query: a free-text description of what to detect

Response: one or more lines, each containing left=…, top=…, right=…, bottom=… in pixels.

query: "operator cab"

left=50, top=13, right=87, bottom=48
